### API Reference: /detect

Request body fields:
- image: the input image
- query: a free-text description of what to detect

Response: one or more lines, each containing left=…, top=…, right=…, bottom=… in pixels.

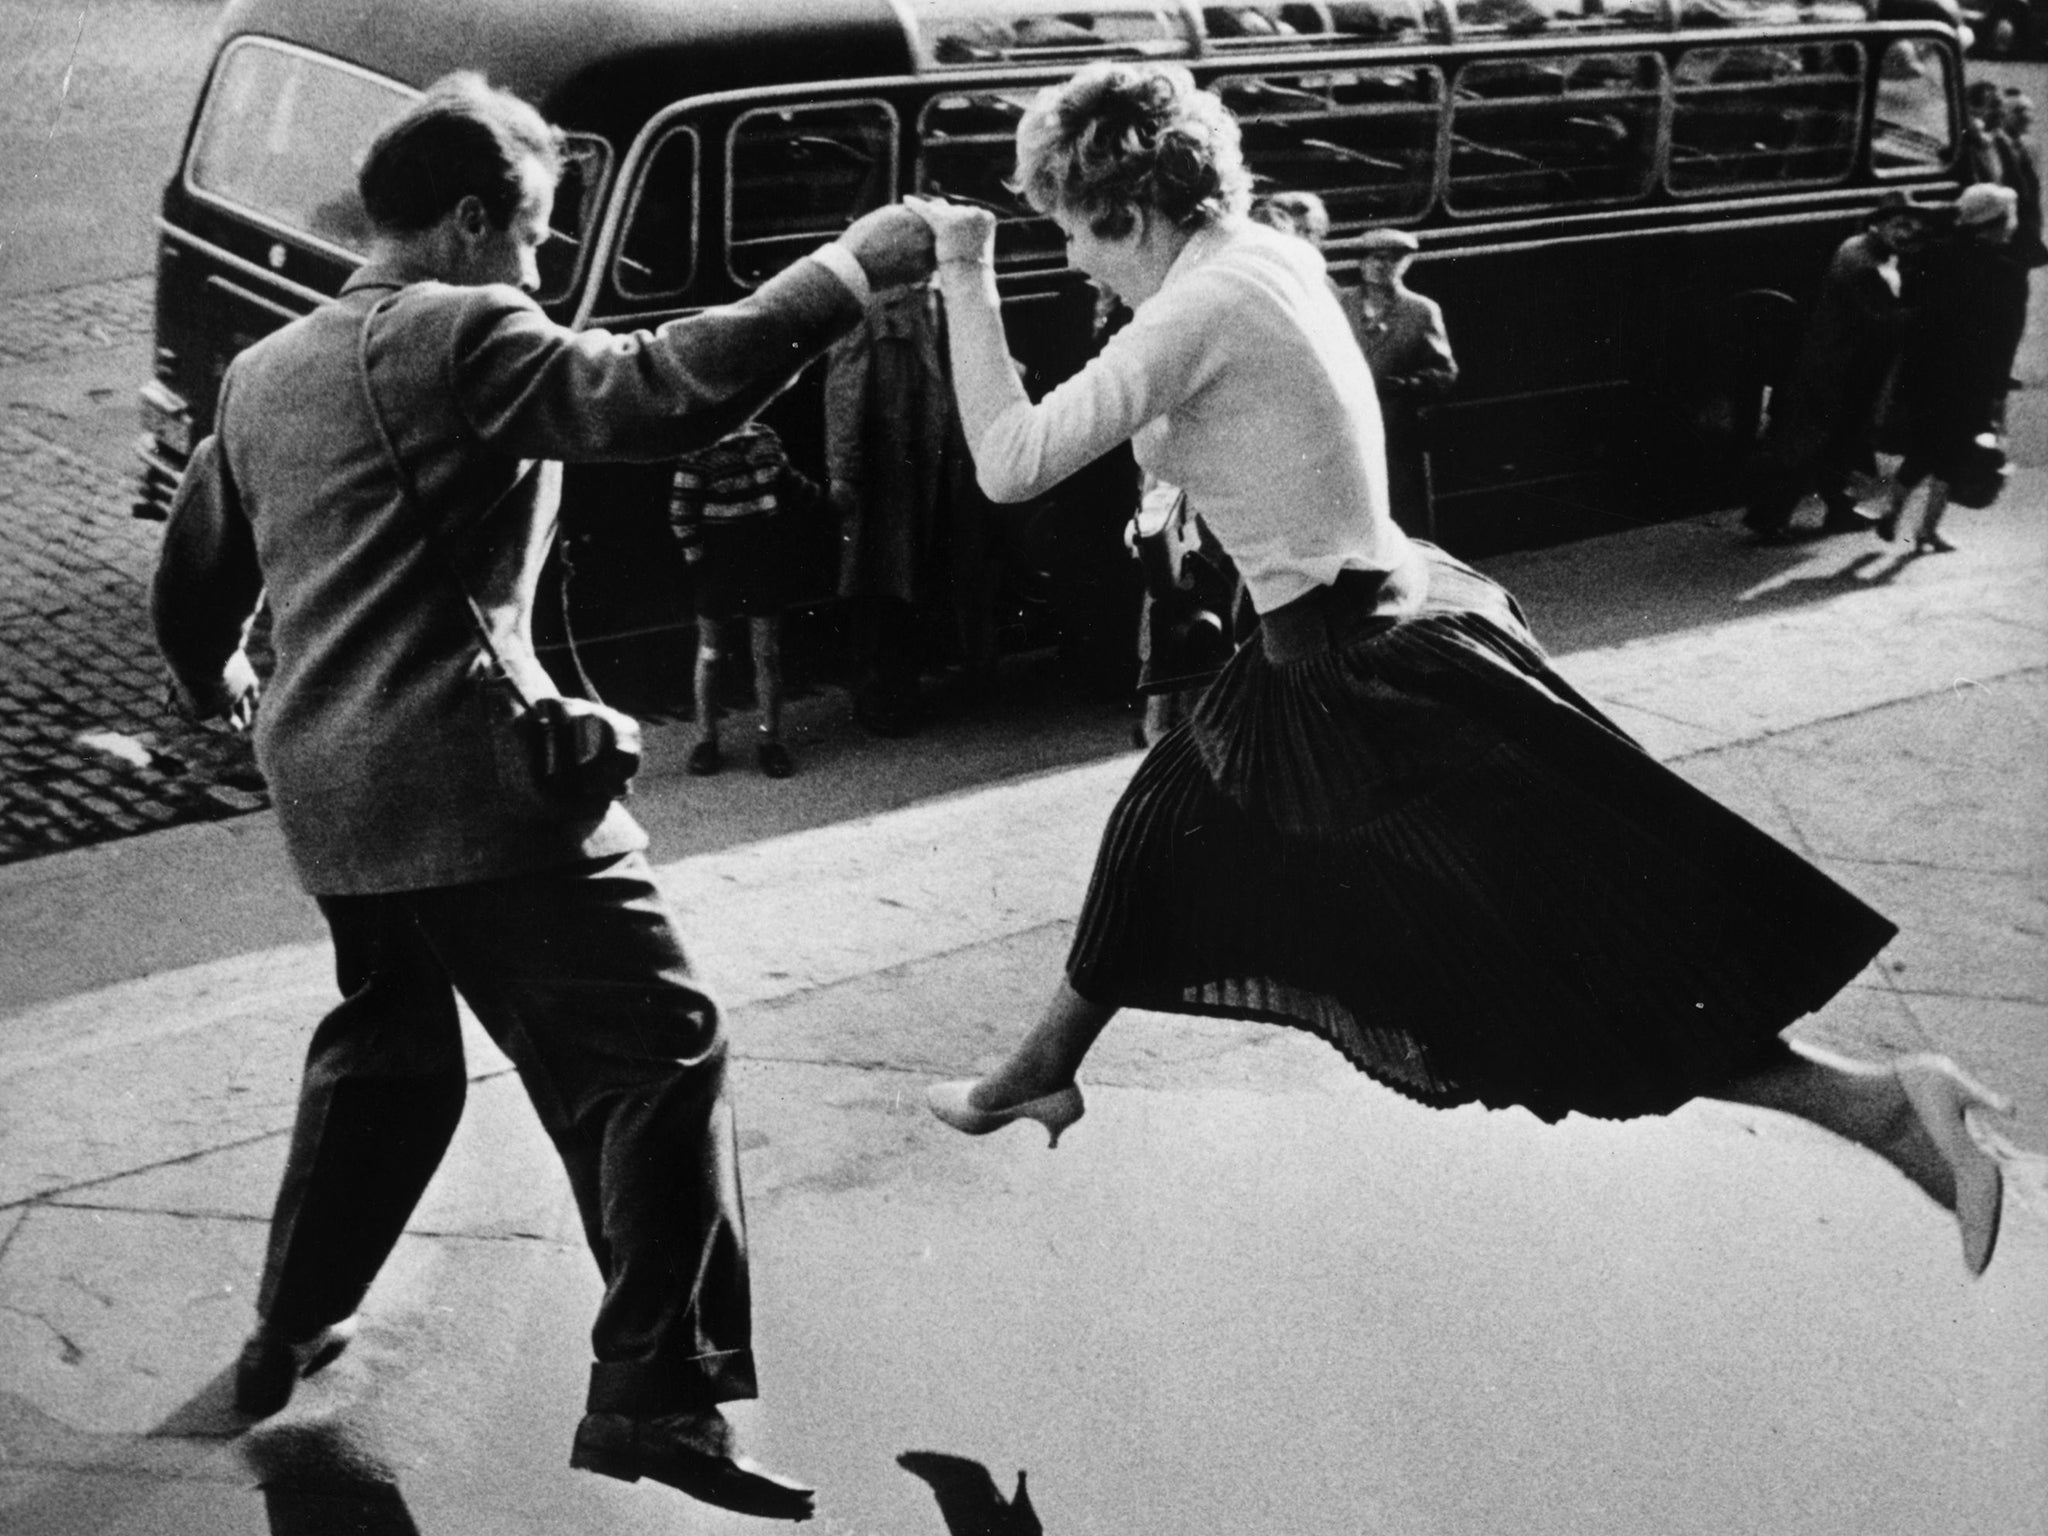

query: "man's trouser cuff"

left=587, top=1348, right=758, bottom=1415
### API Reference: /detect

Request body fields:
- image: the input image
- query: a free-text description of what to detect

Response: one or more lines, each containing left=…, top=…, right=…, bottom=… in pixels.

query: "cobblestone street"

left=0, top=276, right=267, bottom=866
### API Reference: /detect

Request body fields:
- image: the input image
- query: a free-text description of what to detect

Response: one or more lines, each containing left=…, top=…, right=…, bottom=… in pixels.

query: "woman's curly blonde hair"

left=1011, top=63, right=1252, bottom=238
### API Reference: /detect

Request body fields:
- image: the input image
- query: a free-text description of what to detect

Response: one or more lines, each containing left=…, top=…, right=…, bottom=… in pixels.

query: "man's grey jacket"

left=155, top=255, right=862, bottom=895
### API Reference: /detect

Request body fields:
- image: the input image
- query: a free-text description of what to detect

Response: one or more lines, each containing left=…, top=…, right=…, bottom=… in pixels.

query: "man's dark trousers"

left=255, top=850, right=756, bottom=1415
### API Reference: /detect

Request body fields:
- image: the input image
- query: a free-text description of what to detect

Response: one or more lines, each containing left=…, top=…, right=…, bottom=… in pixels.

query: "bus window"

left=537, top=138, right=612, bottom=301
left=1872, top=38, right=1955, bottom=172
left=1447, top=53, right=1663, bottom=212
left=1220, top=68, right=1441, bottom=226
left=1202, top=0, right=1448, bottom=42
left=907, top=0, right=1198, bottom=65
left=1669, top=42, right=1863, bottom=192
left=615, top=128, right=700, bottom=298
left=1455, top=0, right=1653, bottom=34
left=917, top=92, right=1064, bottom=267
left=187, top=40, right=410, bottom=256
left=727, top=101, right=897, bottom=286
left=1674, top=0, right=1869, bottom=23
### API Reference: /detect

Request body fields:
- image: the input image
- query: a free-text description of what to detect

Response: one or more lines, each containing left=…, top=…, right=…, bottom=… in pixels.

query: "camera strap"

left=355, top=293, right=539, bottom=712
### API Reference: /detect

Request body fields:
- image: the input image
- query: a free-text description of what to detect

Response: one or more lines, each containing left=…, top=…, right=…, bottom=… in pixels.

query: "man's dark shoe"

left=685, top=739, right=723, bottom=776
left=234, top=1316, right=358, bottom=1417
left=571, top=1408, right=815, bottom=1521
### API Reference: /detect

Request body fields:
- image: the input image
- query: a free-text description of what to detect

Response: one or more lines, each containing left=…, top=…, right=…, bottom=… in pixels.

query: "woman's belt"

left=1260, top=551, right=1426, bottom=665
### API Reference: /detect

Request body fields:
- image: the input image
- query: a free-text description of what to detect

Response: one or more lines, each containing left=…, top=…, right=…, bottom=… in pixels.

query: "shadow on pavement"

left=898, top=1450, right=1044, bottom=1534
left=245, top=1421, right=421, bottom=1536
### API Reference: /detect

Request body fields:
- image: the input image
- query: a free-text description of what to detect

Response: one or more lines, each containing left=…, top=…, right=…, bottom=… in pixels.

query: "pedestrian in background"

left=825, top=279, right=987, bottom=736
left=1963, top=79, right=2019, bottom=189
left=1343, top=226, right=1457, bottom=534
left=153, top=72, right=933, bottom=1522
left=1249, top=188, right=1330, bottom=248
left=1999, top=88, right=2047, bottom=271
left=1742, top=192, right=1937, bottom=542
left=669, top=420, right=819, bottom=779
left=1877, top=183, right=2027, bottom=553
left=909, top=60, right=2011, bottom=1282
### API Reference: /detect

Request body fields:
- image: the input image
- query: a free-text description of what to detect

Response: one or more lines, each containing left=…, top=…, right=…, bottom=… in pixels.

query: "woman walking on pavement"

left=908, top=62, right=2014, bottom=1275
left=1877, top=182, right=2030, bottom=553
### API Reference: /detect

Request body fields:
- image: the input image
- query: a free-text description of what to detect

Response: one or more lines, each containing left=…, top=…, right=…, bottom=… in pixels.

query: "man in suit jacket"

left=1343, top=227, right=1458, bottom=534
left=153, top=73, right=931, bottom=1521
left=2000, top=89, right=2047, bottom=271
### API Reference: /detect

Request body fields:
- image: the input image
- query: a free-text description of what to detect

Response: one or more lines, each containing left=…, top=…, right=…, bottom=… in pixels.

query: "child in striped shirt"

left=669, top=422, right=820, bottom=778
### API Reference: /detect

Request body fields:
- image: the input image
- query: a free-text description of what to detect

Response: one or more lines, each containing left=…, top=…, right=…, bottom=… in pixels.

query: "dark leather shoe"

left=571, top=1408, right=815, bottom=1521
left=756, top=740, right=794, bottom=779
left=685, top=739, right=723, bottom=776
left=234, top=1316, right=358, bottom=1417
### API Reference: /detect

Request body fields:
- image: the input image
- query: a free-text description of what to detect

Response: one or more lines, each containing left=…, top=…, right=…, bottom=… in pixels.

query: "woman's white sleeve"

left=935, top=262, right=1216, bottom=503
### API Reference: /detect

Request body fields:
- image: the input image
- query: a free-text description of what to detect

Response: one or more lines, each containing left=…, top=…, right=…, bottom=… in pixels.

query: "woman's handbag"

left=1129, top=486, right=1242, bottom=696
left=357, top=297, right=639, bottom=815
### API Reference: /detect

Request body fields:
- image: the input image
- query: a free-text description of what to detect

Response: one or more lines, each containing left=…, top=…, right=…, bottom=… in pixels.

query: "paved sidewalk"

left=1, top=493, right=2044, bottom=1535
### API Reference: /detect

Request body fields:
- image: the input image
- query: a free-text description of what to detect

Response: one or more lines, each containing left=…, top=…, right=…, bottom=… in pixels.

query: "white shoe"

left=1897, top=1056, right=2013, bottom=1278
left=927, top=1081, right=1085, bottom=1147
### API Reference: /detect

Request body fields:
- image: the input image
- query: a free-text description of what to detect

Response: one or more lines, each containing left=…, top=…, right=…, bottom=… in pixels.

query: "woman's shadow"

left=898, top=1450, right=1043, bottom=1534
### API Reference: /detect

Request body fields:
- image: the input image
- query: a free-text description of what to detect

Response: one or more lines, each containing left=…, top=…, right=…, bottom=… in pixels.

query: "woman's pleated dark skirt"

left=1067, top=542, right=1896, bottom=1123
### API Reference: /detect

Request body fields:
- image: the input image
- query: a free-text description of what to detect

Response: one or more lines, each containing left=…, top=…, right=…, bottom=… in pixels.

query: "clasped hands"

left=834, top=196, right=998, bottom=290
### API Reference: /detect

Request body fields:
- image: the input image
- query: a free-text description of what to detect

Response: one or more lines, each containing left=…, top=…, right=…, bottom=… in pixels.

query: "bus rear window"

left=728, top=102, right=898, bottom=286
left=187, top=40, right=410, bottom=254
left=188, top=39, right=608, bottom=302
left=1221, top=68, right=1442, bottom=227
left=1670, top=43, right=1863, bottom=192
left=1447, top=52, right=1663, bottom=213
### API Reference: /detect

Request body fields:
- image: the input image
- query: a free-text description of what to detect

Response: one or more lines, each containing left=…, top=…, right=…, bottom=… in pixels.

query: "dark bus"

left=134, top=0, right=1970, bottom=707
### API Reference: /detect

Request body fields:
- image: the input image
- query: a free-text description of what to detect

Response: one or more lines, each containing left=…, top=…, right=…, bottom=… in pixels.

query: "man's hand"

left=904, top=195, right=998, bottom=267
left=838, top=206, right=936, bottom=292
left=167, top=649, right=260, bottom=732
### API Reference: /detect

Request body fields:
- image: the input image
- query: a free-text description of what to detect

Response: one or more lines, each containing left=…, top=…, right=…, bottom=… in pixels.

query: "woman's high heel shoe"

left=927, top=1081, right=1085, bottom=1147
left=1896, top=1055, right=2014, bottom=1278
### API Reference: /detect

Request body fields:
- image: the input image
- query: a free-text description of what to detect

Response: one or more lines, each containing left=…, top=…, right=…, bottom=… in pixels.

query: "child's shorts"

left=694, top=514, right=792, bottom=621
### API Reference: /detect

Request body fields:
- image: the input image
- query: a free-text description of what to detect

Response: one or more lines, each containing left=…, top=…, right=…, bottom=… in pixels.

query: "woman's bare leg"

left=750, top=615, right=784, bottom=745
left=968, top=979, right=1118, bottom=1111
left=691, top=622, right=724, bottom=753
left=1915, top=479, right=1957, bottom=553
left=1710, top=1045, right=1952, bottom=1207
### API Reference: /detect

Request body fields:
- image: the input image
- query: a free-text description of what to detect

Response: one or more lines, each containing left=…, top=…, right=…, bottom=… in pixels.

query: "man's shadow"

left=155, top=1368, right=421, bottom=1536
left=898, top=1450, right=1043, bottom=1534
left=242, top=1419, right=422, bottom=1536
left=1, top=1368, right=423, bottom=1536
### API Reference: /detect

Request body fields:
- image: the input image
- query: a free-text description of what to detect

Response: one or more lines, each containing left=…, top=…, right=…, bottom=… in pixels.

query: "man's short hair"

left=359, top=72, right=562, bottom=235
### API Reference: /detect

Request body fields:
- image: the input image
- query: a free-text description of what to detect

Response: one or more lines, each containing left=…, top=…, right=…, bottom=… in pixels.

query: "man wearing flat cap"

left=1742, top=191, right=1939, bottom=542
left=1343, top=227, right=1457, bottom=532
